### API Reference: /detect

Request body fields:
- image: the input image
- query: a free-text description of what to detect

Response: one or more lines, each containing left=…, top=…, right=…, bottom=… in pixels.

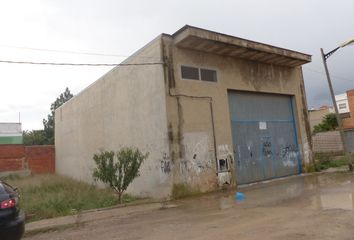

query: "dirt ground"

left=25, top=172, right=354, bottom=240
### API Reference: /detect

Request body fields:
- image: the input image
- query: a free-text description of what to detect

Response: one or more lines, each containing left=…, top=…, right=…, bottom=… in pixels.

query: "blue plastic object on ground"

left=235, top=192, right=245, bottom=201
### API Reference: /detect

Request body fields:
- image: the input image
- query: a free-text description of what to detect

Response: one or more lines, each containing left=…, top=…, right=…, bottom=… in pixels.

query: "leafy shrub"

left=93, top=147, right=148, bottom=203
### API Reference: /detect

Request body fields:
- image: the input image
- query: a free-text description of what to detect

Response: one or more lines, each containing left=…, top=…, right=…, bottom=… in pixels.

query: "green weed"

left=5, top=174, right=136, bottom=222
left=314, top=152, right=351, bottom=170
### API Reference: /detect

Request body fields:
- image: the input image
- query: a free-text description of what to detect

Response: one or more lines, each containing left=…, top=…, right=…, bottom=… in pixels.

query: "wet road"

left=25, top=172, right=354, bottom=240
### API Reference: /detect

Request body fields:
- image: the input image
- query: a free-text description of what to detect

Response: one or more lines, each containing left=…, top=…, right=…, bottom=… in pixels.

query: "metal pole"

left=320, top=48, right=353, bottom=171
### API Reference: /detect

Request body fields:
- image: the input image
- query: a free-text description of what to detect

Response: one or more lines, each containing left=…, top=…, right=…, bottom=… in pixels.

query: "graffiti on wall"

left=160, top=152, right=171, bottom=174
left=262, top=139, right=273, bottom=158
left=182, top=132, right=212, bottom=175
left=159, top=152, right=172, bottom=184
left=219, top=145, right=233, bottom=160
left=174, top=131, right=218, bottom=192
left=161, top=160, right=171, bottom=174
left=217, top=144, right=233, bottom=171
left=279, top=144, right=298, bottom=167
left=280, top=144, right=297, bottom=158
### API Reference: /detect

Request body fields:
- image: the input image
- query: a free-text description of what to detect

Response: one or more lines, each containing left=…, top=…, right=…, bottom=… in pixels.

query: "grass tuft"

left=314, top=152, right=352, bottom=171
left=4, top=174, right=137, bottom=222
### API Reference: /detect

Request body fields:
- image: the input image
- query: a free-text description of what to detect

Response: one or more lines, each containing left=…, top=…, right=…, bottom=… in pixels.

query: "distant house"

left=309, top=89, right=354, bottom=132
left=0, top=123, right=22, bottom=144
left=310, top=90, right=354, bottom=153
left=308, top=106, right=334, bottom=131
left=336, top=90, right=354, bottom=129
left=55, top=25, right=312, bottom=198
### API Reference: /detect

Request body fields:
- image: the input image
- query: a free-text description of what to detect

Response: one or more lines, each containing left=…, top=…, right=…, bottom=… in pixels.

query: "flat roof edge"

left=172, top=25, right=311, bottom=62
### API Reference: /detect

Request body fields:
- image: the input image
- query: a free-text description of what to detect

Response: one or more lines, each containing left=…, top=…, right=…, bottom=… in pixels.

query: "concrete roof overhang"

left=171, top=25, right=311, bottom=67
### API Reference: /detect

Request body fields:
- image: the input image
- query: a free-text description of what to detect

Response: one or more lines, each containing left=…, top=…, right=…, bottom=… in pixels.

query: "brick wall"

left=312, top=131, right=343, bottom=153
left=0, top=145, right=55, bottom=173
left=26, top=145, right=55, bottom=174
left=0, top=145, right=25, bottom=171
left=343, top=89, right=354, bottom=129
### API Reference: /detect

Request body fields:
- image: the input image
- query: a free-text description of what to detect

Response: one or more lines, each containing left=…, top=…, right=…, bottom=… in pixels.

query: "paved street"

left=25, top=171, right=354, bottom=240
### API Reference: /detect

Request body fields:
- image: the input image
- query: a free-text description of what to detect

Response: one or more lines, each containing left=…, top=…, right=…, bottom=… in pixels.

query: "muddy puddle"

left=174, top=172, right=354, bottom=212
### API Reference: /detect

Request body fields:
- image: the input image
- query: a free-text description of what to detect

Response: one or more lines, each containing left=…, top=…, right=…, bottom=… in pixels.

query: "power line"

left=0, top=44, right=160, bottom=59
left=303, top=66, right=354, bottom=83
left=0, top=60, right=163, bottom=67
left=0, top=58, right=351, bottom=81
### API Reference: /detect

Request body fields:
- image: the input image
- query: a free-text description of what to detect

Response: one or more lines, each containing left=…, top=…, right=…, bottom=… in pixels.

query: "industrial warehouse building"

left=56, top=25, right=312, bottom=198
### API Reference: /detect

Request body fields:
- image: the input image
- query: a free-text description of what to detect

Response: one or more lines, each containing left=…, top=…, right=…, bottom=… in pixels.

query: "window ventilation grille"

left=181, top=66, right=217, bottom=82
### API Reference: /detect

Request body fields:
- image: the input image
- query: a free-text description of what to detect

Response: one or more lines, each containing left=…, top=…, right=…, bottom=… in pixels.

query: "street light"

left=320, top=38, right=354, bottom=171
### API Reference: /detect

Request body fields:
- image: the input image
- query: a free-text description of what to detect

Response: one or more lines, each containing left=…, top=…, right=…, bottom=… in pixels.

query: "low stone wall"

left=0, top=145, right=55, bottom=174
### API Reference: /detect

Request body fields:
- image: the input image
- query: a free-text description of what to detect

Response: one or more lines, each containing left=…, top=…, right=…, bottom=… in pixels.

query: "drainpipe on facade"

left=161, top=38, right=219, bottom=176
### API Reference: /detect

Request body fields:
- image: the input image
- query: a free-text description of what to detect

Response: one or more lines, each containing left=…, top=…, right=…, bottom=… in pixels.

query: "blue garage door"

left=228, top=91, right=301, bottom=184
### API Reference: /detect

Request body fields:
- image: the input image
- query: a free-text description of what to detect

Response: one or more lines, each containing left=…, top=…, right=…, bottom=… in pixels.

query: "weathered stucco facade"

left=55, top=37, right=172, bottom=198
left=56, top=26, right=312, bottom=198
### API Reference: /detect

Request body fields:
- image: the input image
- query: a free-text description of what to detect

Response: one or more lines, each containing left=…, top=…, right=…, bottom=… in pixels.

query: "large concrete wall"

left=164, top=38, right=312, bottom=191
left=55, top=36, right=172, bottom=198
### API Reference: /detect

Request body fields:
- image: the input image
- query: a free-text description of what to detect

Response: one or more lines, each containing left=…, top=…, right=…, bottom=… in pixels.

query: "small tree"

left=92, top=147, right=148, bottom=203
left=313, top=113, right=338, bottom=134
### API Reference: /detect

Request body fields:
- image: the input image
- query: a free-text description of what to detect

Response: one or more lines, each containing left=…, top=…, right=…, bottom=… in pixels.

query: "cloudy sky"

left=1, top=0, right=354, bottom=130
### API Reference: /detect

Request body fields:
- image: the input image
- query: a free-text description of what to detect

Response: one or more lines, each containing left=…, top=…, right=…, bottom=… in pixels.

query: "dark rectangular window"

left=200, top=68, right=217, bottom=82
left=339, top=103, right=347, bottom=109
left=218, top=159, right=229, bottom=172
left=181, top=66, right=199, bottom=80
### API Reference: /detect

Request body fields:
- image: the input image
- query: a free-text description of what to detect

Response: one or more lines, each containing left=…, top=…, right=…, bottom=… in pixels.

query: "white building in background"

left=0, top=123, right=22, bottom=144
left=335, top=93, right=350, bottom=114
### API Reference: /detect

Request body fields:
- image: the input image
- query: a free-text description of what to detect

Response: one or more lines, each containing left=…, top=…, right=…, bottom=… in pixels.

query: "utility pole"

left=320, top=41, right=354, bottom=171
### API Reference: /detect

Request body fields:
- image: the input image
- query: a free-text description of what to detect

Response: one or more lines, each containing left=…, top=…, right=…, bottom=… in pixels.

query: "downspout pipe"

left=161, top=37, right=219, bottom=174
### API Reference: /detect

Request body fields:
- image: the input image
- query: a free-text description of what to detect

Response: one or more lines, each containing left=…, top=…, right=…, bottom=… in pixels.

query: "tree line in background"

left=23, top=87, right=73, bottom=145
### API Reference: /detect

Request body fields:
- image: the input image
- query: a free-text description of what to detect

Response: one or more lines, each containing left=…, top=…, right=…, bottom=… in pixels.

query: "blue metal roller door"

left=228, top=91, right=301, bottom=184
